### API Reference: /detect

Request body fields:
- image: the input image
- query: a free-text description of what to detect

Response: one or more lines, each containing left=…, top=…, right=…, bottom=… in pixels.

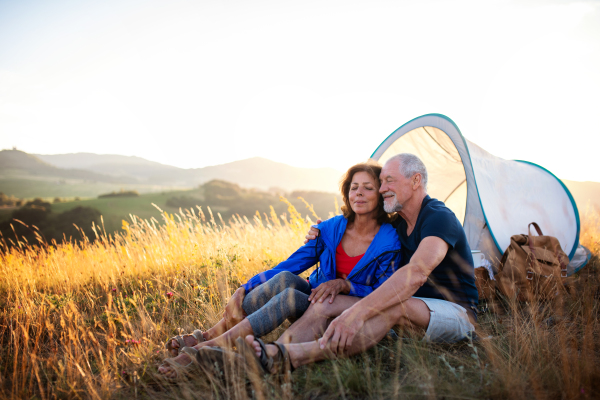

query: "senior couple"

left=159, top=153, right=478, bottom=378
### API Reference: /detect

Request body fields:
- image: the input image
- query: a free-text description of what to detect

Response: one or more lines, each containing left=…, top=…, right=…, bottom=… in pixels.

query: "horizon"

left=4, top=147, right=600, bottom=184
left=1, top=0, right=599, bottom=181
left=5, top=148, right=346, bottom=172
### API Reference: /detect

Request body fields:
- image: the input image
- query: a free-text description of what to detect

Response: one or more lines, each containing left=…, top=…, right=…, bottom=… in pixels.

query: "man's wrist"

left=351, top=301, right=373, bottom=321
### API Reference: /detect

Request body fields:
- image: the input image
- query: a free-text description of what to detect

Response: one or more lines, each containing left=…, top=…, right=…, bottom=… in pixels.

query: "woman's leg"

left=168, top=271, right=310, bottom=355
left=196, top=287, right=311, bottom=349
left=246, top=287, right=311, bottom=337
left=159, top=287, right=313, bottom=377
left=241, top=271, right=311, bottom=315
left=200, top=272, right=311, bottom=348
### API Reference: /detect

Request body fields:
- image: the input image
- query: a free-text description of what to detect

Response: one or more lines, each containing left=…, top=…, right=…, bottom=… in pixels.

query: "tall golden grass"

left=0, top=201, right=598, bottom=399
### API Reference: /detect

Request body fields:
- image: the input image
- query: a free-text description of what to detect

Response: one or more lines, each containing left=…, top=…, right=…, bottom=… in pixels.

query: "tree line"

left=0, top=199, right=101, bottom=250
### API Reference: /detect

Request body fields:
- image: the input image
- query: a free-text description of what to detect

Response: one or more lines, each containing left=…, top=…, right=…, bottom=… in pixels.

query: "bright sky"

left=1, top=0, right=599, bottom=181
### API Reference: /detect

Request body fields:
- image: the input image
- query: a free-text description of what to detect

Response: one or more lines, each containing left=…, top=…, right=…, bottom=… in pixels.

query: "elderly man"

left=240, top=153, right=479, bottom=373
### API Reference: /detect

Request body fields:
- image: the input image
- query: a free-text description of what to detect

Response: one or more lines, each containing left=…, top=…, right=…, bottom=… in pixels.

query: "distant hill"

left=34, top=153, right=180, bottom=180
left=31, top=152, right=344, bottom=193
left=167, top=157, right=343, bottom=192
left=6, top=150, right=600, bottom=214
left=1, top=150, right=344, bottom=198
left=0, top=150, right=135, bottom=183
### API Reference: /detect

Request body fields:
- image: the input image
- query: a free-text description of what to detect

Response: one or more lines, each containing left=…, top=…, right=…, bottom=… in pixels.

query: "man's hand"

left=223, top=287, right=246, bottom=326
left=319, top=306, right=366, bottom=354
left=303, top=219, right=322, bottom=244
left=308, top=279, right=351, bottom=304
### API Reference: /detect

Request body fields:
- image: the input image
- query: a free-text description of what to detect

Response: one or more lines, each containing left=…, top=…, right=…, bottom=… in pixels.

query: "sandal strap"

left=272, top=342, right=294, bottom=373
left=166, top=334, right=186, bottom=350
left=254, top=338, right=274, bottom=373
left=191, top=329, right=206, bottom=343
left=162, top=353, right=194, bottom=370
left=180, top=346, right=199, bottom=364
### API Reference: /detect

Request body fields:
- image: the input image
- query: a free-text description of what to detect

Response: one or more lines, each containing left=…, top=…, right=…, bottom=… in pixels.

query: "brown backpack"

left=495, top=222, right=569, bottom=302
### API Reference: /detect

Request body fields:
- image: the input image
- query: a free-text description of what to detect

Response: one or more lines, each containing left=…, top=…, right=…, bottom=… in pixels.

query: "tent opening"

left=376, top=126, right=467, bottom=225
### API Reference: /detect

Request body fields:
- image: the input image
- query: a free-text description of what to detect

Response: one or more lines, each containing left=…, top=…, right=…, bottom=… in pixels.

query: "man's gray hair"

left=388, top=153, right=428, bottom=192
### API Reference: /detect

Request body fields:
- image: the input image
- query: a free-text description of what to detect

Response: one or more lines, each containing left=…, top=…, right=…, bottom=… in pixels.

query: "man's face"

left=379, top=159, right=413, bottom=213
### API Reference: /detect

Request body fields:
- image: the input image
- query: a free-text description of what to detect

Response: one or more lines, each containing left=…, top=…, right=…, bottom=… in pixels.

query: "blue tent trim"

left=370, top=113, right=504, bottom=255
left=514, top=160, right=580, bottom=260
left=371, top=113, right=580, bottom=260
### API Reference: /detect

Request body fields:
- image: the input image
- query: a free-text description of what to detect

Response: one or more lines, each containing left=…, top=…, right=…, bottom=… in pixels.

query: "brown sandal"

left=236, top=337, right=294, bottom=375
left=165, top=329, right=205, bottom=356
left=158, top=346, right=201, bottom=382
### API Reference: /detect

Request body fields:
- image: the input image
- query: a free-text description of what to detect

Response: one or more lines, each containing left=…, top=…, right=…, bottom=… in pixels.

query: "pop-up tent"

left=370, top=113, right=590, bottom=274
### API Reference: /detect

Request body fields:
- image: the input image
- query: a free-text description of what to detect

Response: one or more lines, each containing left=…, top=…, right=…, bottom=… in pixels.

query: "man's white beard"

left=383, top=192, right=402, bottom=213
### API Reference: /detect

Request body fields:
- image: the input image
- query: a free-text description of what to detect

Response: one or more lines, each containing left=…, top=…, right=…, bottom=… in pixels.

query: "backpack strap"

left=528, top=222, right=543, bottom=236
left=526, top=223, right=540, bottom=280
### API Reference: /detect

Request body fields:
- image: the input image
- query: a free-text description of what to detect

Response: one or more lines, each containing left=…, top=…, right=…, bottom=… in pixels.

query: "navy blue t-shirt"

left=392, top=195, right=479, bottom=319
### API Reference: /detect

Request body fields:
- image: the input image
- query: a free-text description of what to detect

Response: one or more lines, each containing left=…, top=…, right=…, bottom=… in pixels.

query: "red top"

left=335, top=242, right=364, bottom=279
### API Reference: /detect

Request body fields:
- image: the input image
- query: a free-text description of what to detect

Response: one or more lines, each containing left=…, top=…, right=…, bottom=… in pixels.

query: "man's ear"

left=412, top=173, right=422, bottom=190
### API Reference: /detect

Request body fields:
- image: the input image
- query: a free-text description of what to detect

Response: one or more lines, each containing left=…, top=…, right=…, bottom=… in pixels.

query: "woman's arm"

left=224, top=232, right=326, bottom=324
left=241, top=236, right=326, bottom=292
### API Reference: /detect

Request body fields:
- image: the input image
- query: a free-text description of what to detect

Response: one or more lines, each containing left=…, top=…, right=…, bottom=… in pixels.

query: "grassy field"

left=0, top=201, right=598, bottom=399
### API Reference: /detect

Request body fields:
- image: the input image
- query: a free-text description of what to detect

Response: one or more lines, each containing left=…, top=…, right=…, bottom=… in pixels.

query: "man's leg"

left=277, top=295, right=361, bottom=344
left=248, top=298, right=431, bottom=370
left=412, top=297, right=475, bottom=343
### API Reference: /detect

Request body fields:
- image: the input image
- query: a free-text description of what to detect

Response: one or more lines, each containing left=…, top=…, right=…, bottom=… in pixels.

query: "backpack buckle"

left=561, top=269, right=568, bottom=278
left=526, top=270, right=534, bottom=280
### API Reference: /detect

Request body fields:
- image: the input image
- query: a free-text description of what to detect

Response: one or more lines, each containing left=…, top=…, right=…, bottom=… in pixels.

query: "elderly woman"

left=159, top=162, right=401, bottom=378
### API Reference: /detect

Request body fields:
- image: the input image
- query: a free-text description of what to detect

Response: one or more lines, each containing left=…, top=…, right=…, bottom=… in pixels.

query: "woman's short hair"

left=339, top=161, right=390, bottom=225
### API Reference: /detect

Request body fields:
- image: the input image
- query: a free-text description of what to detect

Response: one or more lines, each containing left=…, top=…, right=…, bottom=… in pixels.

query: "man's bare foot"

left=245, top=335, right=285, bottom=373
left=157, top=352, right=192, bottom=379
left=169, top=331, right=207, bottom=356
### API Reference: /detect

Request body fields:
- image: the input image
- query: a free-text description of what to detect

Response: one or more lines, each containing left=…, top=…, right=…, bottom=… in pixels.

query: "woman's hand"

left=308, top=279, right=351, bottom=304
left=223, top=287, right=246, bottom=326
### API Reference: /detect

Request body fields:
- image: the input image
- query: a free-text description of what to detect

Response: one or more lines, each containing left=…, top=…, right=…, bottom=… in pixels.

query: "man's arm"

left=319, top=236, right=449, bottom=351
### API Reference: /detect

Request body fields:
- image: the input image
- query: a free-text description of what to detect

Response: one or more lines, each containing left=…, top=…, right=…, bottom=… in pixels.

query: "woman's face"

left=349, top=171, right=380, bottom=216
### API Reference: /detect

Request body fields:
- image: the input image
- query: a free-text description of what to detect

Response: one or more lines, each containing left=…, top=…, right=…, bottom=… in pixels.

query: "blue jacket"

left=241, top=215, right=401, bottom=297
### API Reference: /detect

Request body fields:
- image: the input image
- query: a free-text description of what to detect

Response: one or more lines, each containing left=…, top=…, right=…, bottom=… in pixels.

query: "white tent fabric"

left=370, top=114, right=585, bottom=272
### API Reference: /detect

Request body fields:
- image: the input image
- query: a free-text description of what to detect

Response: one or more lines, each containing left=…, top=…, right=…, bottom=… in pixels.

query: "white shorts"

left=417, top=297, right=475, bottom=343
left=391, top=297, right=475, bottom=343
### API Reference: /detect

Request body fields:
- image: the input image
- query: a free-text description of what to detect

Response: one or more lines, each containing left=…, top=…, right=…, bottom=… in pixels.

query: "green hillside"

left=13, top=181, right=340, bottom=239
left=0, top=177, right=187, bottom=200
left=49, top=191, right=195, bottom=234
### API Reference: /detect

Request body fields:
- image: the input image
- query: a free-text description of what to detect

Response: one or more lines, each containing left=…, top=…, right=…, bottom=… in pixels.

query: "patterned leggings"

left=242, top=271, right=312, bottom=337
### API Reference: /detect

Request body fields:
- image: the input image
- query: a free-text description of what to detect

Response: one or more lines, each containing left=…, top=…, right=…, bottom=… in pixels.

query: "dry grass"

left=0, top=202, right=599, bottom=399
